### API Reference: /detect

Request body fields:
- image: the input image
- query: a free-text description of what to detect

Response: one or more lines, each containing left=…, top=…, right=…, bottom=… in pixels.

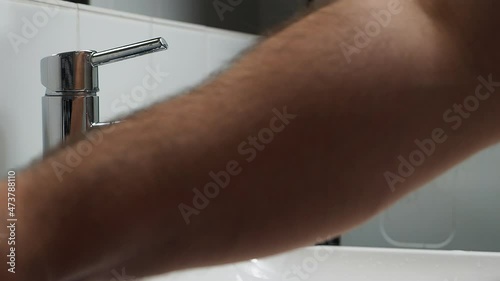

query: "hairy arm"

left=2, top=0, right=500, bottom=280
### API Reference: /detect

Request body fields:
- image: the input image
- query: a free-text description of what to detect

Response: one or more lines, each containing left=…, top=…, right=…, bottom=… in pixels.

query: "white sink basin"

left=144, top=247, right=500, bottom=281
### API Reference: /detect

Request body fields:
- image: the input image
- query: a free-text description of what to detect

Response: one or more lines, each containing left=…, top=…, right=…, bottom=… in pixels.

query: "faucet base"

left=42, top=95, right=99, bottom=153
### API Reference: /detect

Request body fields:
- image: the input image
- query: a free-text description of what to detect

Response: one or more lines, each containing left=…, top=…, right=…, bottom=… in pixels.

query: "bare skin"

left=1, top=0, right=500, bottom=280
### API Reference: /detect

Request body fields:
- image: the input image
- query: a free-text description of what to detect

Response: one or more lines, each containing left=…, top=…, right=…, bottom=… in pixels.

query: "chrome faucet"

left=41, top=37, right=168, bottom=153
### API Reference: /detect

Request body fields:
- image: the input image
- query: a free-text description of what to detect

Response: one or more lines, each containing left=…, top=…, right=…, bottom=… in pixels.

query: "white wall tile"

left=90, top=0, right=204, bottom=25
left=0, top=0, right=78, bottom=172
left=207, top=29, right=258, bottom=75
left=148, top=20, right=208, bottom=102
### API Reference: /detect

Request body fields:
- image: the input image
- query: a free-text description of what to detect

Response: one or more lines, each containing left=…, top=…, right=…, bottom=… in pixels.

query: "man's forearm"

left=3, top=0, right=500, bottom=280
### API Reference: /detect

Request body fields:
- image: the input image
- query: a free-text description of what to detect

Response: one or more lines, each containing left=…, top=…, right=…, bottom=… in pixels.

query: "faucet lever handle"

left=41, top=37, right=168, bottom=94
left=91, top=37, right=168, bottom=66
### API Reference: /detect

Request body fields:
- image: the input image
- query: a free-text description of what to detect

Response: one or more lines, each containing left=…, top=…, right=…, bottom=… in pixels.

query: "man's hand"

left=417, top=0, right=500, bottom=75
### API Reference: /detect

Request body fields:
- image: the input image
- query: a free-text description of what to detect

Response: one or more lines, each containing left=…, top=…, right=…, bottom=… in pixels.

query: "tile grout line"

left=149, top=16, right=154, bottom=70
left=205, top=27, right=211, bottom=78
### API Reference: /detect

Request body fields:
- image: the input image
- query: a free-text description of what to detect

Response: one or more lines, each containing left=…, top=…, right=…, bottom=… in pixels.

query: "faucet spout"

left=91, top=37, right=168, bottom=66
